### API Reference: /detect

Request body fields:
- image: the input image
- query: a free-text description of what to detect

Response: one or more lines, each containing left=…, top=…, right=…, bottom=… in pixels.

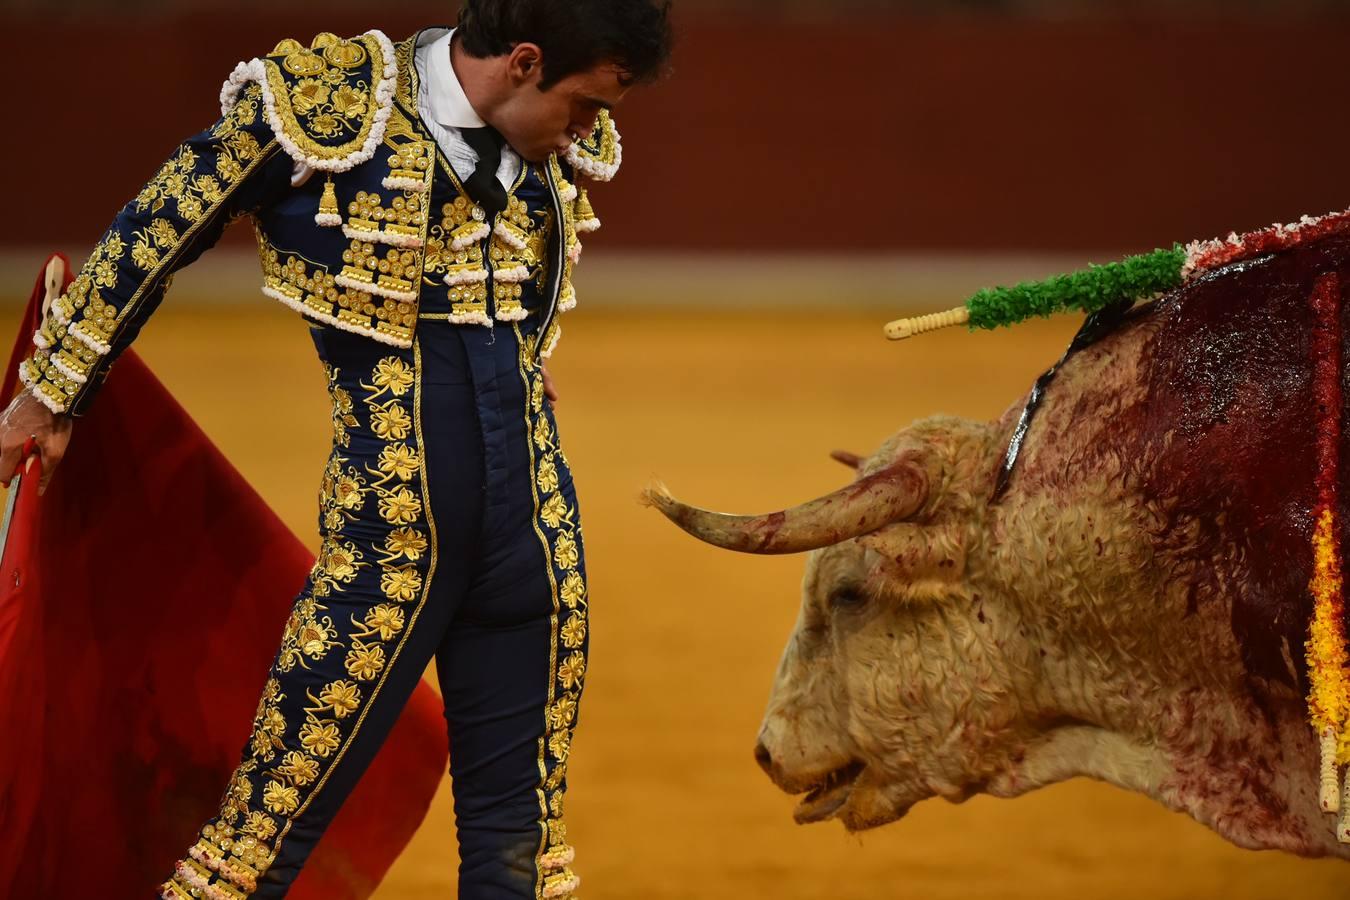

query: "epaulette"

left=564, top=110, right=622, bottom=182
left=219, top=30, right=397, bottom=173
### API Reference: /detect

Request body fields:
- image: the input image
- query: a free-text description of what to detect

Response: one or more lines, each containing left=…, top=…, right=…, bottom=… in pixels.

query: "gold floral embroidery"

left=537, top=456, right=560, bottom=494
left=263, top=781, right=301, bottom=816
left=560, top=572, right=587, bottom=610
left=379, top=565, right=423, bottom=603
left=376, top=443, right=420, bottom=481
left=248, top=683, right=287, bottom=763
left=170, top=348, right=437, bottom=898
left=541, top=493, right=570, bottom=529
left=274, top=751, right=321, bottom=787
left=344, top=639, right=387, bottom=681
left=309, top=680, right=362, bottom=720
left=378, top=485, right=422, bottom=525
left=516, top=327, right=589, bottom=881
left=278, top=593, right=342, bottom=673
left=325, top=365, right=359, bottom=448
left=558, top=653, right=586, bottom=691
left=261, top=32, right=387, bottom=161
left=356, top=603, right=406, bottom=641
left=547, top=729, right=572, bottom=763
left=372, top=357, right=414, bottom=393
left=560, top=613, right=586, bottom=649
left=554, top=533, right=579, bottom=569
left=370, top=403, right=412, bottom=440
left=548, top=696, right=578, bottom=730
left=298, top=720, right=342, bottom=758
left=241, top=811, right=278, bottom=842
left=381, top=526, right=427, bottom=562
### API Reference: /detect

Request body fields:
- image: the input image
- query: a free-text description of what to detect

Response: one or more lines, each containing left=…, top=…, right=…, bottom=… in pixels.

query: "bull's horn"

left=642, top=460, right=929, bottom=554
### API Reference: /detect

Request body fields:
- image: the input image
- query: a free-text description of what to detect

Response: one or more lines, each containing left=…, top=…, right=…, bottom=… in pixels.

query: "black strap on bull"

left=991, top=297, right=1138, bottom=503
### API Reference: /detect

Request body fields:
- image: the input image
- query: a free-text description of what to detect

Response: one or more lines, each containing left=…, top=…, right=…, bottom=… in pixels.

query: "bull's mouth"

left=793, top=760, right=866, bottom=824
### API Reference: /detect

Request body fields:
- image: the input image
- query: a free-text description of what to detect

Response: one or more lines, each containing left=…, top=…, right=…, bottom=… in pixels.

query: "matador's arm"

left=18, top=82, right=293, bottom=417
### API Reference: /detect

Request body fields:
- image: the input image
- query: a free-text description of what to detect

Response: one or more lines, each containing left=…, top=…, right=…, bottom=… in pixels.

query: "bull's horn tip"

left=639, top=481, right=674, bottom=509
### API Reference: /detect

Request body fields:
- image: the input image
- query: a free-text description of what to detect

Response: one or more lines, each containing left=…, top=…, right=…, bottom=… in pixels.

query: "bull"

left=647, top=232, right=1350, bottom=859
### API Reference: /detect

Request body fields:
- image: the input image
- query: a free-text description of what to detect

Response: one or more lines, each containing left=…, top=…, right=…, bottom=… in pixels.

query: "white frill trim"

left=559, top=285, right=577, bottom=313
left=449, top=310, right=493, bottom=327
left=50, top=354, right=88, bottom=385
left=494, top=305, right=530, bottom=323
left=51, top=301, right=72, bottom=327
left=382, top=175, right=428, bottom=193
left=558, top=181, right=579, bottom=203
left=565, top=119, right=622, bottom=182
left=541, top=871, right=580, bottom=899
left=334, top=273, right=418, bottom=303
left=70, top=321, right=113, bottom=355
left=444, top=267, right=489, bottom=287
left=342, top=223, right=424, bottom=249
left=451, top=223, right=491, bottom=251
left=1180, top=207, right=1350, bottom=281
left=30, top=329, right=50, bottom=351
left=18, top=364, right=68, bottom=415
left=539, top=845, right=576, bottom=872
left=262, top=284, right=413, bottom=348
left=492, top=264, right=531, bottom=284
left=219, top=29, right=398, bottom=174
left=315, top=212, right=343, bottom=227
left=574, top=216, right=601, bottom=234
left=493, top=220, right=529, bottom=251
left=567, top=242, right=583, bottom=265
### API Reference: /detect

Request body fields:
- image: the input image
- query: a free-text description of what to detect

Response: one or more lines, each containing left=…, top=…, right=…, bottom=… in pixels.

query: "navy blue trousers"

left=163, top=320, right=588, bottom=899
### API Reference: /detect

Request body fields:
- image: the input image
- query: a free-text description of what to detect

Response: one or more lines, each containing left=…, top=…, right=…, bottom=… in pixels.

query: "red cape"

left=0, top=255, right=447, bottom=898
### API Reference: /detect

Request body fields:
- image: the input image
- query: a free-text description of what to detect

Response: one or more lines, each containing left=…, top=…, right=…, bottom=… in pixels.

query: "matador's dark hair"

left=457, top=0, right=674, bottom=89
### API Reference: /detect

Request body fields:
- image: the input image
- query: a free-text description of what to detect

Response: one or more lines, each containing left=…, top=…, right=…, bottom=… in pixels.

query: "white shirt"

left=291, top=27, right=521, bottom=189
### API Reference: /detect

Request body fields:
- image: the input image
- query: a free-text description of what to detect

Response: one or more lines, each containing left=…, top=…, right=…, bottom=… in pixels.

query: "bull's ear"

left=830, top=450, right=865, bottom=470
left=858, top=521, right=965, bottom=584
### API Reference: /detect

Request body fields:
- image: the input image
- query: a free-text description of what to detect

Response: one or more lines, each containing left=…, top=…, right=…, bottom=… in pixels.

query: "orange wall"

left=7, top=10, right=1350, bottom=253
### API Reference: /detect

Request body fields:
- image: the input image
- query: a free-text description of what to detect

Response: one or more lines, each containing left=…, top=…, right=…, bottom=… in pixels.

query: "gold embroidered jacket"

left=20, top=28, right=621, bottom=417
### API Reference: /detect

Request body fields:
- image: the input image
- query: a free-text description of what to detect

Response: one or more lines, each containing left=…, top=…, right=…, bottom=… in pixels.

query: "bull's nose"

left=754, top=740, right=774, bottom=776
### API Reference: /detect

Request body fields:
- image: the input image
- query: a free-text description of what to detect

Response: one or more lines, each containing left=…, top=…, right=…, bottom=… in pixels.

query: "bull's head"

left=647, top=404, right=1350, bottom=859
left=646, top=416, right=1046, bottom=830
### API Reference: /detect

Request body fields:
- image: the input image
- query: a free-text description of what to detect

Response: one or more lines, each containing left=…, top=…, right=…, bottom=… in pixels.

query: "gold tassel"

left=315, top=177, right=341, bottom=226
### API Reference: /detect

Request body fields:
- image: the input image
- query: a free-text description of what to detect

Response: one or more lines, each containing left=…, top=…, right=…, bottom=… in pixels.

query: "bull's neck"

left=1023, top=579, right=1341, bottom=857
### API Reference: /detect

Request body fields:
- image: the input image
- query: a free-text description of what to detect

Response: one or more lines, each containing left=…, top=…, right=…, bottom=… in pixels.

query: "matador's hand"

left=542, top=364, right=559, bottom=404
left=0, top=390, right=72, bottom=494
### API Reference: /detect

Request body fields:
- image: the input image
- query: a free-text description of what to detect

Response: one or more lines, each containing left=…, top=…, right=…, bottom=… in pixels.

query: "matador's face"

left=492, top=46, right=630, bottom=162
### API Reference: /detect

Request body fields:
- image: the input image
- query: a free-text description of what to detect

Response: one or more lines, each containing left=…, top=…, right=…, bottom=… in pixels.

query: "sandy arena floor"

left=17, top=300, right=1347, bottom=899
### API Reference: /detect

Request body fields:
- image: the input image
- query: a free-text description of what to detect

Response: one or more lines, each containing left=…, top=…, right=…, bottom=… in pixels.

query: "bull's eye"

left=827, top=585, right=868, bottom=610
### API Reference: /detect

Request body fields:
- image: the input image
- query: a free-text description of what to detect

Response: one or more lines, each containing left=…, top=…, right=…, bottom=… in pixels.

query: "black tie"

left=461, top=125, right=508, bottom=220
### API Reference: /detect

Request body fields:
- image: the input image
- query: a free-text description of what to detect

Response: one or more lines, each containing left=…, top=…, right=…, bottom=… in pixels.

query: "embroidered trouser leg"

left=160, top=322, right=586, bottom=900
left=429, top=323, right=586, bottom=898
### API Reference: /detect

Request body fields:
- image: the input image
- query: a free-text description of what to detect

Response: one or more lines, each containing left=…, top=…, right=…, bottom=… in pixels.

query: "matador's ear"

left=830, top=450, right=864, bottom=470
